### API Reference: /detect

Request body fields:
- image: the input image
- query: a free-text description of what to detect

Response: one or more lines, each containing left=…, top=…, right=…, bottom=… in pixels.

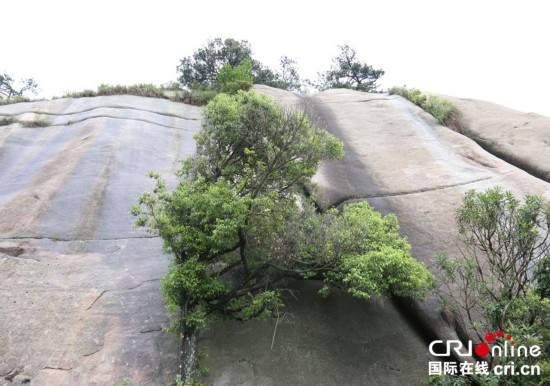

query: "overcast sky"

left=4, top=0, right=549, bottom=116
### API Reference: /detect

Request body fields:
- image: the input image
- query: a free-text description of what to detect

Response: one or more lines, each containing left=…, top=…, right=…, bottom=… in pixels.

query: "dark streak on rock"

left=44, top=366, right=73, bottom=371
left=86, top=290, right=107, bottom=310
left=331, top=176, right=494, bottom=209
left=126, top=278, right=161, bottom=291
left=83, top=346, right=103, bottom=357
left=140, top=325, right=163, bottom=333
left=4, top=369, right=22, bottom=382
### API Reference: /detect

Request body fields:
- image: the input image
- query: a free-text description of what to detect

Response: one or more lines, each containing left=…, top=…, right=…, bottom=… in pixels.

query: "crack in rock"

left=44, top=366, right=73, bottom=371
left=14, top=104, right=201, bottom=121
left=332, top=176, right=494, bottom=209
left=85, top=279, right=161, bottom=310
left=126, top=278, right=161, bottom=290
left=83, top=345, right=104, bottom=357
left=85, top=290, right=107, bottom=310
left=140, top=326, right=163, bottom=333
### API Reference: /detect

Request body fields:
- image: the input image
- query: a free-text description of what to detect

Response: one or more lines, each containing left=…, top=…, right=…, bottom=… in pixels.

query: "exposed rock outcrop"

left=2, top=88, right=549, bottom=385
left=0, top=96, right=201, bottom=385
left=433, top=94, right=550, bottom=183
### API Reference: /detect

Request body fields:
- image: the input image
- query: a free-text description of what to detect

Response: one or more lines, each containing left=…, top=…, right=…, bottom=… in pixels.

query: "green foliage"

left=185, top=91, right=344, bottom=197
left=0, top=95, right=32, bottom=106
left=535, top=255, right=550, bottom=298
left=218, top=60, right=253, bottom=94
left=60, top=83, right=216, bottom=106
left=284, top=201, right=434, bottom=300
left=388, top=86, right=426, bottom=106
left=132, top=90, right=434, bottom=381
left=63, top=83, right=166, bottom=99
left=261, top=56, right=302, bottom=92
left=0, top=115, right=49, bottom=128
left=434, top=188, right=550, bottom=384
left=0, top=115, right=15, bottom=126
left=1, top=72, right=37, bottom=100
left=388, top=86, right=464, bottom=132
left=315, top=44, right=385, bottom=92
left=20, top=117, right=50, bottom=128
left=177, top=38, right=254, bottom=90
left=176, top=37, right=303, bottom=92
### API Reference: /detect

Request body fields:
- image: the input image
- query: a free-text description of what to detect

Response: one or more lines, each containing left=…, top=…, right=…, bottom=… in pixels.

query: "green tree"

left=0, top=72, right=37, bottom=100
left=132, top=90, right=433, bottom=383
left=315, top=44, right=384, bottom=92
left=435, top=187, right=550, bottom=385
left=259, top=56, right=302, bottom=92
left=177, top=38, right=253, bottom=90
left=176, top=38, right=302, bottom=92
left=217, top=60, right=253, bottom=94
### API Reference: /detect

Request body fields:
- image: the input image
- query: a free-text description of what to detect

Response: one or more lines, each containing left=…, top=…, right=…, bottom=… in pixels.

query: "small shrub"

left=421, top=95, right=453, bottom=124
left=0, top=96, right=32, bottom=106
left=0, top=115, right=16, bottom=126
left=61, top=83, right=215, bottom=106
left=388, top=86, right=426, bottom=106
left=63, top=89, right=96, bottom=98
left=389, top=86, right=464, bottom=132
left=21, top=117, right=50, bottom=128
left=161, top=81, right=182, bottom=91
left=63, top=84, right=166, bottom=99
left=218, top=60, right=253, bottom=94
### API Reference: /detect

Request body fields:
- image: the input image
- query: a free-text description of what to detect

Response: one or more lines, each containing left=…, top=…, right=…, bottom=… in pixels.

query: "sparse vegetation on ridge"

left=389, top=86, right=464, bottom=132
left=0, top=95, right=33, bottom=106
left=0, top=115, right=50, bottom=127
left=0, top=115, right=16, bottom=126
left=60, top=83, right=215, bottom=106
left=20, top=117, right=50, bottom=128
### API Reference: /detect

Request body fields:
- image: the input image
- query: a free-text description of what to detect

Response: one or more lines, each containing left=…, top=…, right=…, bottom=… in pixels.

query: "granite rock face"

left=201, top=87, right=550, bottom=386
left=434, top=94, right=550, bottom=183
left=307, top=88, right=550, bottom=340
left=2, top=88, right=549, bottom=386
left=0, top=96, right=202, bottom=385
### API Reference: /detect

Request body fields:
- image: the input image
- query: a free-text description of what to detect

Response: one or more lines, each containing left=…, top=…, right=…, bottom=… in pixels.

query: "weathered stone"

left=3, top=88, right=549, bottom=385
left=0, top=96, right=201, bottom=385
left=432, top=93, right=550, bottom=183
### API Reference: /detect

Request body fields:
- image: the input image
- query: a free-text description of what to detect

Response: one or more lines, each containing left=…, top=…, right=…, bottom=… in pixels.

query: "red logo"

left=475, top=330, right=514, bottom=357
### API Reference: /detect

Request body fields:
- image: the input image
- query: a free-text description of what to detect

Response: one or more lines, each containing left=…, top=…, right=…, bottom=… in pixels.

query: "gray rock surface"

left=433, top=94, right=550, bottom=183
left=0, top=96, right=202, bottom=385
left=308, top=89, right=550, bottom=336
left=201, top=87, right=550, bottom=386
left=3, top=88, right=549, bottom=386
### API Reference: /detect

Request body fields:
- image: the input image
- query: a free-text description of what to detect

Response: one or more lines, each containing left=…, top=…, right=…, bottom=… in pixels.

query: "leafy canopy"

left=0, top=72, right=37, bottom=100
left=217, top=60, right=253, bottom=95
left=132, top=90, right=434, bottom=381
left=176, top=38, right=302, bottom=92
left=434, top=187, right=550, bottom=385
left=315, top=44, right=385, bottom=92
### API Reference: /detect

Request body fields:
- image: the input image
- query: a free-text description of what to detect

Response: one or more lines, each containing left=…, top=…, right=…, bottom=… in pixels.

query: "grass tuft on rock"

left=388, top=86, right=465, bottom=133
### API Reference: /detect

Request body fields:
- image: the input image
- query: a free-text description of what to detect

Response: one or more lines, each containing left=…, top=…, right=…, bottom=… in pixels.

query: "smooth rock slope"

left=200, top=86, right=550, bottom=385
left=2, top=88, right=549, bottom=386
left=0, top=96, right=202, bottom=385
left=435, top=94, right=550, bottom=183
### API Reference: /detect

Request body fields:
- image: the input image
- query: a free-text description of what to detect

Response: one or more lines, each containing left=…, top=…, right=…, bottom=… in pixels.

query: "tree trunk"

left=180, top=326, right=199, bottom=384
